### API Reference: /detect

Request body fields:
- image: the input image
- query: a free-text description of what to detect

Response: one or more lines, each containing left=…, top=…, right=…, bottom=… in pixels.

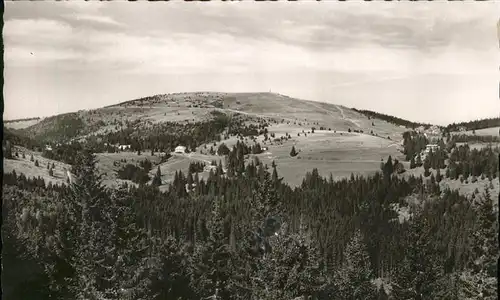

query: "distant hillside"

left=4, top=126, right=41, bottom=150
left=4, top=117, right=42, bottom=130
left=20, top=112, right=95, bottom=144
left=14, top=92, right=409, bottom=145
left=4, top=117, right=41, bottom=123
left=446, top=117, right=500, bottom=132
left=351, top=108, right=433, bottom=129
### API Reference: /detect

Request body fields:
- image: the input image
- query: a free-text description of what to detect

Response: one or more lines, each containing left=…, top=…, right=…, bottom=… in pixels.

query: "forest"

left=445, top=118, right=500, bottom=132
left=451, top=134, right=500, bottom=144
left=3, top=141, right=498, bottom=300
left=351, top=109, right=431, bottom=129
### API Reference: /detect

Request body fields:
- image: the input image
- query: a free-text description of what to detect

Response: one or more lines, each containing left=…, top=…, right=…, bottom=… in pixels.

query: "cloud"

left=71, top=13, right=124, bottom=27
left=4, top=3, right=498, bottom=77
left=4, top=18, right=73, bottom=41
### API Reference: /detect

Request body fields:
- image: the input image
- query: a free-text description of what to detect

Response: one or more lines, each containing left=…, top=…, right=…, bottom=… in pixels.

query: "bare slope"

left=16, top=92, right=407, bottom=143
left=7, top=92, right=415, bottom=189
left=3, top=146, right=72, bottom=186
left=4, top=118, right=42, bottom=130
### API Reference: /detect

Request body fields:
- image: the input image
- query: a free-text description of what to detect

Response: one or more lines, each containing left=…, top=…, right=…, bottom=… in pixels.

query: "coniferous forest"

left=3, top=143, right=499, bottom=300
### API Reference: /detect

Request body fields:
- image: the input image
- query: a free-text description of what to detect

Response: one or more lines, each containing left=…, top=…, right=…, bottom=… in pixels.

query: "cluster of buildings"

left=414, top=125, right=442, bottom=144
left=420, top=144, right=439, bottom=161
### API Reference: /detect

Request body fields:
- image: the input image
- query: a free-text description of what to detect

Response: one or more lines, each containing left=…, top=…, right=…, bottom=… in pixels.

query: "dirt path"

left=334, top=105, right=362, bottom=128
left=305, top=101, right=361, bottom=128
left=221, top=108, right=296, bottom=122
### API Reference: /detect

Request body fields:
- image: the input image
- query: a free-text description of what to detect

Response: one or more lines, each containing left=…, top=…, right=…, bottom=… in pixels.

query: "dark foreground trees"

left=2, top=147, right=498, bottom=299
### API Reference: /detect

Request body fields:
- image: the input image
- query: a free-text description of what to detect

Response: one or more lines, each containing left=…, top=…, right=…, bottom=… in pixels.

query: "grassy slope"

left=452, top=126, right=500, bottom=137
left=5, top=92, right=498, bottom=203
left=5, top=92, right=412, bottom=189
left=4, top=146, right=72, bottom=185
left=4, top=119, right=42, bottom=130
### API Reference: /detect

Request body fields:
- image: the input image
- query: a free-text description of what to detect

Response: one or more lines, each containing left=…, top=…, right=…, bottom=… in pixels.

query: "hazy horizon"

left=4, top=2, right=500, bottom=126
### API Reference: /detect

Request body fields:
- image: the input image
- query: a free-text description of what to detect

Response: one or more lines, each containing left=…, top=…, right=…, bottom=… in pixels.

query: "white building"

left=175, top=145, right=186, bottom=153
left=118, top=144, right=131, bottom=150
left=426, top=144, right=439, bottom=151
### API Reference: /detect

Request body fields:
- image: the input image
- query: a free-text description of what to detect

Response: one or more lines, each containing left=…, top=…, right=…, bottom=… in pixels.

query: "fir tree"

left=290, top=146, right=298, bottom=157
left=416, top=153, right=422, bottom=167
left=471, top=188, right=498, bottom=277
left=152, top=166, right=162, bottom=187
left=335, top=230, right=377, bottom=300
left=410, top=156, right=416, bottom=169
left=423, top=157, right=431, bottom=177
left=436, top=168, right=442, bottom=183
left=392, top=215, right=443, bottom=300
left=189, top=196, right=233, bottom=299
left=383, top=156, right=394, bottom=177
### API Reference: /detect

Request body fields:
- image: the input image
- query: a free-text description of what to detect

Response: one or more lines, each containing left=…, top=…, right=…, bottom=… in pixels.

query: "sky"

left=4, top=1, right=500, bottom=125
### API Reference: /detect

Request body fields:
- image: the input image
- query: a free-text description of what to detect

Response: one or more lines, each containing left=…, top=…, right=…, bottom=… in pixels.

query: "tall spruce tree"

left=410, top=156, right=416, bottom=169
left=335, top=230, right=377, bottom=300
left=152, top=166, right=162, bottom=187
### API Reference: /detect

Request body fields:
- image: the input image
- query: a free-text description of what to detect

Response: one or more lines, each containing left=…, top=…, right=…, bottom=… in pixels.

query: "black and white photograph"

left=2, top=1, right=500, bottom=299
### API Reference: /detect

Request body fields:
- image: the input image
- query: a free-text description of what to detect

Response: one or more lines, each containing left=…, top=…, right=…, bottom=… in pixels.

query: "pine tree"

left=423, top=156, right=431, bottom=177
left=189, top=196, right=233, bottom=299
left=35, top=160, right=39, bottom=167
left=152, top=166, right=162, bottom=187
left=392, top=215, right=443, bottom=300
left=290, top=146, right=298, bottom=157
left=436, top=168, right=442, bottom=183
left=384, top=156, right=394, bottom=177
left=263, top=225, right=326, bottom=300
left=410, top=156, right=416, bottom=169
left=30, top=154, right=35, bottom=162
left=335, top=230, right=377, bottom=300
left=377, top=286, right=389, bottom=300
left=416, top=153, right=422, bottom=167
left=99, top=187, right=161, bottom=299
left=48, top=168, right=54, bottom=177
left=471, top=188, right=498, bottom=277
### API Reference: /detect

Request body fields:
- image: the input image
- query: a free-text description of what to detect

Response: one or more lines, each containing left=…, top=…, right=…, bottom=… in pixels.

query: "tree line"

left=351, top=109, right=432, bottom=129
left=446, top=117, right=500, bottom=132
left=3, top=145, right=498, bottom=299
